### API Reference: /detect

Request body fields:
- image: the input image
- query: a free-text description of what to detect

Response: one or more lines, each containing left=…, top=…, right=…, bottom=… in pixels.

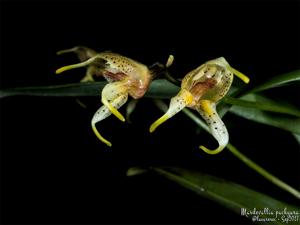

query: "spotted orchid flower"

left=150, top=57, right=250, bottom=154
left=56, top=46, right=153, bottom=147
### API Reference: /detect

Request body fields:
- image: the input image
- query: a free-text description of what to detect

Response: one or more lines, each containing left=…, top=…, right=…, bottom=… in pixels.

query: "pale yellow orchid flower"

left=56, top=46, right=153, bottom=147
left=150, top=57, right=249, bottom=154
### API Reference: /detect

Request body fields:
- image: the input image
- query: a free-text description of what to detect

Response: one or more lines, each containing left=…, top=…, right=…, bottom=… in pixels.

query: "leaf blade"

left=249, top=70, right=300, bottom=93
left=0, top=82, right=105, bottom=98
left=224, top=95, right=300, bottom=117
left=146, top=167, right=300, bottom=225
left=230, top=105, right=300, bottom=134
left=0, top=79, right=180, bottom=99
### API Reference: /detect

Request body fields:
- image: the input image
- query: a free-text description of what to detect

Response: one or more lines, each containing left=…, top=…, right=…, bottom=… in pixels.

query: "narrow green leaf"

left=219, top=70, right=300, bottom=117
left=0, top=79, right=180, bottom=99
left=249, top=70, right=300, bottom=93
left=0, top=82, right=106, bottom=98
left=145, top=167, right=299, bottom=225
left=1, top=70, right=299, bottom=102
left=126, top=167, right=147, bottom=176
left=228, top=93, right=300, bottom=135
left=224, top=95, right=300, bottom=117
left=292, top=133, right=300, bottom=146
left=230, top=105, right=300, bottom=135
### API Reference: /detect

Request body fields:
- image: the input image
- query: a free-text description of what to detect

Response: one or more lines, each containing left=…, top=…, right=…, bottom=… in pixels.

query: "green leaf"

left=132, top=166, right=300, bottom=225
left=219, top=70, right=300, bottom=117
left=1, top=70, right=299, bottom=98
left=227, top=92, right=300, bottom=135
left=126, top=167, right=147, bottom=176
left=230, top=105, right=300, bottom=135
left=292, top=133, right=300, bottom=146
left=224, top=94, right=300, bottom=117
left=0, top=82, right=106, bottom=98
left=249, top=70, right=300, bottom=93
left=0, top=79, right=180, bottom=99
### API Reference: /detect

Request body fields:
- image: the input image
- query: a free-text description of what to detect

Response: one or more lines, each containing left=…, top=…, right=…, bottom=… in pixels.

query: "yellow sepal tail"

left=149, top=114, right=170, bottom=133
left=55, top=55, right=100, bottom=74
left=199, top=145, right=226, bottom=155
left=92, top=124, right=112, bottom=147
left=228, top=67, right=250, bottom=84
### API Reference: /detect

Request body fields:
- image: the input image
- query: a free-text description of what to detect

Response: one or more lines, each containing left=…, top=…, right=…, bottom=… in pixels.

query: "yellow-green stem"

left=226, top=143, right=300, bottom=200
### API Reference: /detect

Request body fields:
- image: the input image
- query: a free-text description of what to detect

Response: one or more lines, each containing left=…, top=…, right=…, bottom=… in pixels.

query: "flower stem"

left=226, top=143, right=300, bottom=200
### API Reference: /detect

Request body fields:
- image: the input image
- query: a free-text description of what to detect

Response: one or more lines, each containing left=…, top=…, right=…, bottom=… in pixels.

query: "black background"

left=0, top=0, right=300, bottom=224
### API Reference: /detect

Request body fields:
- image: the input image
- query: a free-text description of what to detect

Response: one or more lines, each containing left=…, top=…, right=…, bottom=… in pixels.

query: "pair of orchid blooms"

left=56, top=46, right=250, bottom=154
